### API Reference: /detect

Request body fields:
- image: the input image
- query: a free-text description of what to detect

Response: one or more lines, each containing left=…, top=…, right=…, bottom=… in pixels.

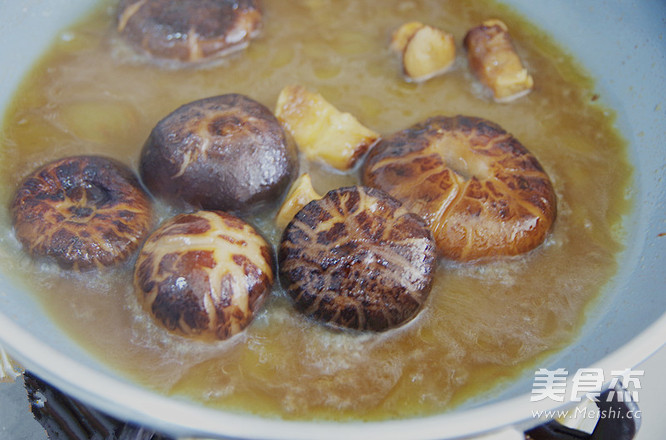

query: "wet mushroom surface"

left=116, top=0, right=263, bottom=63
left=362, top=115, right=557, bottom=261
left=10, top=155, right=153, bottom=270
left=134, top=210, right=274, bottom=341
left=139, top=93, right=298, bottom=214
left=279, top=186, right=436, bottom=332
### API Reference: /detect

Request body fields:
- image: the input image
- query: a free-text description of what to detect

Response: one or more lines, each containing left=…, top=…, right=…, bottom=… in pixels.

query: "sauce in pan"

left=0, top=0, right=632, bottom=421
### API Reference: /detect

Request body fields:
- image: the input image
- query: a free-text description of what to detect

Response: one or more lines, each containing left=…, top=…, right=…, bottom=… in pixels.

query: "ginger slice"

left=275, top=173, right=322, bottom=230
left=390, top=22, right=456, bottom=83
left=464, top=19, right=534, bottom=102
left=390, top=21, right=425, bottom=53
left=402, top=25, right=456, bottom=82
left=275, top=85, right=379, bottom=171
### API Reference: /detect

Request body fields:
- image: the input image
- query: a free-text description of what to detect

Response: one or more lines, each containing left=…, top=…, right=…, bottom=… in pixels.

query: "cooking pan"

left=0, top=0, right=664, bottom=438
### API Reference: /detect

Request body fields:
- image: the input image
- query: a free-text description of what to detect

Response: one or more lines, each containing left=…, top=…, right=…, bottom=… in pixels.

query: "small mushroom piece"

left=275, top=85, right=379, bottom=171
left=116, top=0, right=262, bottom=63
left=134, top=210, right=274, bottom=341
left=274, top=173, right=322, bottom=230
left=278, top=186, right=437, bottom=332
left=140, top=94, right=298, bottom=214
left=464, top=19, right=534, bottom=102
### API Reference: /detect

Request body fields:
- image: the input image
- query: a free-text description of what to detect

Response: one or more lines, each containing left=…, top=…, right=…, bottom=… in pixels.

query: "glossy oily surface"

left=279, top=186, right=437, bottom=332
left=10, top=155, right=153, bottom=270
left=134, top=210, right=274, bottom=341
left=139, top=93, right=297, bottom=213
left=117, top=0, right=262, bottom=62
left=362, top=115, right=557, bottom=261
left=0, top=0, right=632, bottom=423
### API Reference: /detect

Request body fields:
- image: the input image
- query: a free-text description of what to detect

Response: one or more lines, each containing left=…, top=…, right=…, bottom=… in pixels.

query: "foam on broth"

left=0, top=0, right=632, bottom=421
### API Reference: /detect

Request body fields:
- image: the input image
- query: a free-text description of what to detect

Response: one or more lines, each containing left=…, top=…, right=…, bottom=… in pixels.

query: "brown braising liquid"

left=0, top=0, right=632, bottom=421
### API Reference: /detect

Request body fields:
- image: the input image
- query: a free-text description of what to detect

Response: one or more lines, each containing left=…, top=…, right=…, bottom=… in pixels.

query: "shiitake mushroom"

left=117, top=0, right=262, bottom=63
left=362, top=115, right=557, bottom=261
left=10, top=155, right=153, bottom=270
left=278, top=186, right=437, bottom=332
left=140, top=93, right=298, bottom=214
left=134, top=210, right=274, bottom=340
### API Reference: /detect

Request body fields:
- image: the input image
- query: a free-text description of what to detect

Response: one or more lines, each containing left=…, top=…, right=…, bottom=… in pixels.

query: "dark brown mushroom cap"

left=10, top=155, right=153, bottom=270
left=139, top=94, right=298, bottom=214
left=362, top=115, right=557, bottom=261
left=278, top=186, right=437, bottom=332
left=134, top=210, right=274, bottom=340
left=117, top=0, right=262, bottom=62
